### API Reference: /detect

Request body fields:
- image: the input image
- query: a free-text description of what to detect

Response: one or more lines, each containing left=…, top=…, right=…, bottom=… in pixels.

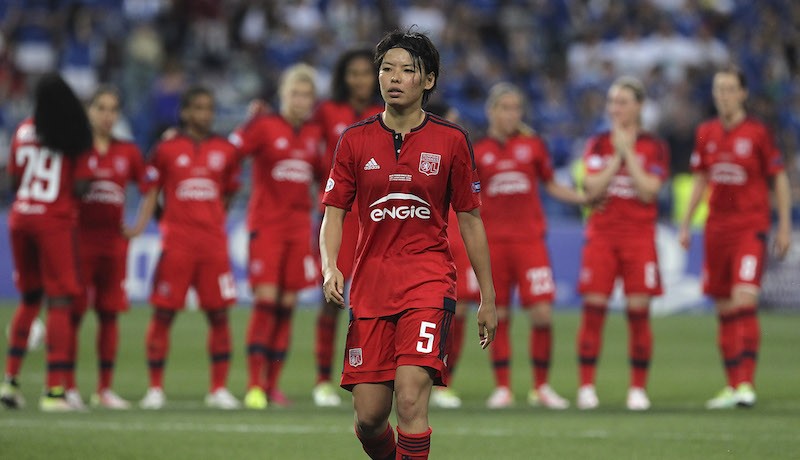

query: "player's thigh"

left=9, top=227, right=42, bottom=293
left=248, top=229, right=284, bottom=288
left=150, top=249, right=195, bottom=310
left=579, top=237, right=618, bottom=296
left=37, top=225, right=82, bottom=297
left=703, top=231, right=734, bottom=298
left=489, top=240, right=514, bottom=306
left=395, top=308, right=453, bottom=386
left=282, top=238, right=318, bottom=292
left=195, top=250, right=237, bottom=310
left=341, top=316, right=398, bottom=391
left=731, top=231, right=767, bottom=292
left=514, top=239, right=556, bottom=306
left=619, top=239, right=662, bottom=296
left=94, top=252, right=129, bottom=312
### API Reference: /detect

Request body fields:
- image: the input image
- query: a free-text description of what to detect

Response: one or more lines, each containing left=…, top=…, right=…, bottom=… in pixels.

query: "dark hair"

left=331, top=48, right=379, bottom=103
left=716, top=64, right=747, bottom=89
left=89, top=84, right=121, bottom=107
left=33, top=73, right=92, bottom=157
left=374, top=29, right=440, bottom=105
left=180, top=86, right=214, bottom=110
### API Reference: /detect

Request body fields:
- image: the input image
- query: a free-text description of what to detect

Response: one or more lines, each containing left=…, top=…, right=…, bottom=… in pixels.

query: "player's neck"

left=382, top=106, right=425, bottom=136
left=348, top=97, right=369, bottom=114
left=281, top=110, right=305, bottom=129
left=488, top=127, right=510, bottom=144
left=185, top=127, right=209, bottom=141
left=719, top=110, right=746, bottom=130
left=93, top=135, right=111, bottom=155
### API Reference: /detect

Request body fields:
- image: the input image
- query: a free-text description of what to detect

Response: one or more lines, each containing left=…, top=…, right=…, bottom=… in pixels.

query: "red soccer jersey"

left=583, top=131, right=669, bottom=238
left=79, top=139, right=151, bottom=236
left=323, top=113, right=481, bottom=318
left=8, top=118, right=92, bottom=225
left=313, top=100, right=384, bottom=203
left=691, top=117, right=783, bottom=233
left=231, top=114, right=322, bottom=234
left=474, top=133, right=554, bottom=241
left=147, top=133, right=240, bottom=247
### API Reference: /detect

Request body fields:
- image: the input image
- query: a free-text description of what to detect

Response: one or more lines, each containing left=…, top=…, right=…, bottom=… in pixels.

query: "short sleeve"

left=582, top=136, right=604, bottom=174
left=228, top=116, right=265, bottom=159
left=534, top=137, right=554, bottom=183
left=145, top=143, right=165, bottom=189
left=759, top=125, right=784, bottom=177
left=322, top=132, right=356, bottom=211
left=450, top=134, right=481, bottom=212
left=690, top=126, right=706, bottom=173
left=223, top=149, right=242, bottom=195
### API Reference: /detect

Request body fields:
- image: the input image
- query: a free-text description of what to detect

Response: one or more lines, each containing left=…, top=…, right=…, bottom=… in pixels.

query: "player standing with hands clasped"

left=679, top=66, right=791, bottom=409
left=577, top=76, right=669, bottom=411
left=320, top=30, right=497, bottom=459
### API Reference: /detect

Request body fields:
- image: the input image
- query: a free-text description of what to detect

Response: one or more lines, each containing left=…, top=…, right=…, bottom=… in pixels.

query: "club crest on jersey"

left=419, top=153, right=441, bottom=176
left=734, top=138, right=752, bottom=157
left=176, top=154, right=190, bottom=167
left=114, top=157, right=128, bottom=175
left=208, top=151, right=225, bottom=171
left=514, top=145, right=532, bottom=162
left=349, top=348, right=363, bottom=367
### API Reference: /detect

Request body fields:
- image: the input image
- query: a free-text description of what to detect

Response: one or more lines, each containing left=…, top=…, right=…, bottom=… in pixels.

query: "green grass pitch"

left=0, top=305, right=798, bottom=459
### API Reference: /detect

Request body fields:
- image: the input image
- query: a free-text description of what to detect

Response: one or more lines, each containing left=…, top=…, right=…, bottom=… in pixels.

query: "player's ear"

left=424, top=72, right=435, bottom=91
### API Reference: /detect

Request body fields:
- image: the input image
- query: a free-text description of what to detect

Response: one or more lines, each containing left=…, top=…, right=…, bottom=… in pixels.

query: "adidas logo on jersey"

left=364, top=158, right=381, bottom=170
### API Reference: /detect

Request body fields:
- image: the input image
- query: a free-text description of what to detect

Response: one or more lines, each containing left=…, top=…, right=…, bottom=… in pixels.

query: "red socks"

left=5, top=301, right=41, bottom=377
left=145, top=309, right=175, bottom=389
left=97, top=312, right=119, bottom=391
left=266, top=307, right=293, bottom=393
left=577, top=302, right=607, bottom=387
left=717, top=310, right=741, bottom=388
left=246, top=301, right=277, bottom=389
left=738, top=306, right=759, bottom=385
left=314, top=312, right=337, bottom=383
left=396, top=426, right=432, bottom=460
left=356, top=423, right=397, bottom=460
left=46, top=306, right=73, bottom=389
left=489, top=317, right=510, bottom=388
left=626, top=309, right=652, bottom=389
left=206, top=310, right=231, bottom=392
left=447, top=315, right=466, bottom=376
left=531, top=325, right=552, bottom=389
left=64, top=311, right=84, bottom=390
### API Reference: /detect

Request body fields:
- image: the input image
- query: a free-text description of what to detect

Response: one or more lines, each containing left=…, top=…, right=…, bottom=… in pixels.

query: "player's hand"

left=121, top=224, right=142, bottom=239
left=773, top=225, right=791, bottom=260
left=678, top=224, right=691, bottom=250
left=247, top=99, right=270, bottom=118
left=476, top=299, right=497, bottom=349
left=322, top=266, right=345, bottom=308
left=611, top=125, right=635, bottom=159
left=160, top=127, right=178, bottom=141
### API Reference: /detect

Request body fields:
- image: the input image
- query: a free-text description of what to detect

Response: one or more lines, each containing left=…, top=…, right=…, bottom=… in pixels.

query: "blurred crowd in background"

left=1, top=0, right=799, bottom=220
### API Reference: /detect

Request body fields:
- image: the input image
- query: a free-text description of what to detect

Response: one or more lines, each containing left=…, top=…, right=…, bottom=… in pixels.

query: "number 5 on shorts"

left=417, top=321, right=436, bottom=354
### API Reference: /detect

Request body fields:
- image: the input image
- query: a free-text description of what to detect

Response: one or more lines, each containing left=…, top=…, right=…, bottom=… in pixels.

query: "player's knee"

left=22, top=289, right=44, bottom=305
left=394, top=389, right=428, bottom=425
left=153, top=308, right=176, bottom=326
left=205, top=309, right=229, bottom=327
left=97, top=311, right=117, bottom=324
left=355, top=412, right=390, bottom=437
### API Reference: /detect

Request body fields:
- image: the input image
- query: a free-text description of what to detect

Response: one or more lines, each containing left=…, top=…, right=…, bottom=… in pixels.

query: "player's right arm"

left=457, top=209, right=497, bottom=349
left=679, top=129, right=709, bottom=249
left=320, top=205, right=346, bottom=306
left=123, top=188, right=158, bottom=239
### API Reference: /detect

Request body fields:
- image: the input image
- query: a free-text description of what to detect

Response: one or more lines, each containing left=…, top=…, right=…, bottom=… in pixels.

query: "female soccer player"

left=321, top=30, right=497, bottom=459
left=576, top=76, right=669, bottom=411
left=62, top=86, right=155, bottom=410
left=234, top=64, right=323, bottom=409
left=679, top=66, right=791, bottom=409
left=311, top=48, right=383, bottom=407
left=477, top=82, right=585, bottom=410
left=139, top=87, right=241, bottom=410
left=0, top=74, right=93, bottom=411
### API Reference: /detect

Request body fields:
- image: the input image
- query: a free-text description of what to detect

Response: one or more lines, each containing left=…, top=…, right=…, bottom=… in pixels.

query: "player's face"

left=282, top=80, right=316, bottom=122
left=712, top=72, right=747, bottom=118
left=489, top=92, right=523, bottom=137
left=378, top=48, right=435, bottom=110
left=345, top=56, right=376, bottom=103
left=88, top=92, right=119, bottom=137
left=606, top=85, right=640, bottom=127
left=181, top=94, right=215, bottom=134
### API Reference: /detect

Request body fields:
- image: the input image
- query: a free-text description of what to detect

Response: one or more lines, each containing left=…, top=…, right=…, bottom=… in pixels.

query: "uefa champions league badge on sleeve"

left=472, top=181, right=481, bottom=193
left=325, top=177, right=335, bottom=192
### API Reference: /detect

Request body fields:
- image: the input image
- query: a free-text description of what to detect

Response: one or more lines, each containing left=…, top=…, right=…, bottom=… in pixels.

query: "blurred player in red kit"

left=679, top=66, right=791, bottom=409
left=0, top=74, right=93, bottom=411
left=311, top=48, right=383, bottom=408
left=577, top=76, right=669, bottom=411
left=477, top=83, right=585, bottom=410
left=138, top=87, right=241, bottom=410
left=231, top=64, right=323, bottom=409
left=60, top=86, right=156, bottom=410
left=321, top=30, right=497, bottom=460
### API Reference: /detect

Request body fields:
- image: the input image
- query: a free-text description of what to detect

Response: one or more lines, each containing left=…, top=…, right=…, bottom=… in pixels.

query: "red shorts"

left=449, top=227, right=480, bottom=303
left=340, top=308, right=454, bottom=391
left=150, top=245, right=236, bottom=310
left=249, top=229, right=317, bottom=291
left=579, top=235, right=662, bottom=296
left=703, top=229, right=767, bottom=298
left=10, top=219, right=81, bottom=297
left=77, top=236, right=129, bottom=313
left=490, top=239, right=555, bottom=306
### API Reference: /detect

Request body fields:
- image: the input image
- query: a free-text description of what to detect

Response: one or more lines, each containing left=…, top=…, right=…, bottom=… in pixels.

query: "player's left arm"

left=771, top=170, right=792, bottom=259
left=544, top=180, right=586, bottom=205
